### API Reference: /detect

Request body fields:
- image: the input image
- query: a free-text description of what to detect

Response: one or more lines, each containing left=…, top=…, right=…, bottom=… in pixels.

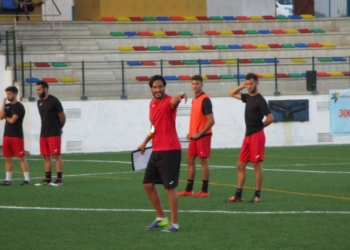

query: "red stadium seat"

left=342, top=71, right=350, bottom=76
left=196, top=16, right=210, bottom=21
left=268, top=44, right=283, bottom=48
left=178, top=75, right=191, bottom=80
left=262, top=15, right=275, bottom=20
left=256, top=74, right=263, bottom=78
left=42, top=77, right=58, bottom=83
left=317, top=72, right=331, bottom=77
left=138, top=31, right=153, bottom=36
left=272, top=29, right=287, bottom=34
left=205, top=30, right=220, bottom=36
left=132, top=46, right=147, bottom=51
left=142, top=61, right=156, bottom=66
left=201, top=45, right=216, bottom=50
left=174, top=45, right=188, bottom=50
left=102, top=17, right=117, bottom=22
left=236, top=16, right=250, bottom=20
left=242, top=44, right=257, bottom=49
left=206, top=74, right=221, bottom=80
left=239, top=59, right=252, bottom=64
left=136, top=76, right=150, bottom=81
left=298, top=29, right=312, bottom=33
left=169, top=60, right=184, bottom=65
left=210, top=59, right=225, bottom=64
left=165, top=31, right=178, bottom=36
left=170, top=16, right=184, bottom=21
left=130, top=17, right=144, bottom=21
left=276, top=73, right=289, bottom=78
left=34, top=62, right=50, bottom=67
left=232, top=30, right=246, bottom=35
left=308, top=42, right=323, bottom=48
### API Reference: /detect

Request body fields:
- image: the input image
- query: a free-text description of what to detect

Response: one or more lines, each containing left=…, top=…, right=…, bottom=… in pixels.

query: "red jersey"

left=149, top=94, right=181, bottom=151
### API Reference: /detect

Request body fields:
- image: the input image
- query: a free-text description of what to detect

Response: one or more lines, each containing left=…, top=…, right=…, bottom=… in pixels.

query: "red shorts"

left=40, top=136, right=61, bottom=156
left=239, top=130, right=266, bottom=162
left=187, top=135, right=212, bottom=158
left=3, top=137, right=25, bottom=157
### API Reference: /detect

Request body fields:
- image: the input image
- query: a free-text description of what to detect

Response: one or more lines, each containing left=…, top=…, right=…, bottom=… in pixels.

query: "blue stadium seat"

left=264, top=58, right=279, bottom=63
left=25, top=77, right=40, bottom=83
left=331, top=57, right=346, bottom=62
left=294, top=43, right=309, bottom=48
left=288, top=15, right=302, bottom=19
left=228, top=44, right=242, bottom=49
left=301, top=72, right=307, bottom=77
left=223, top=16, right=237, bottom=21
left=160, top=46, right=175, bottom=51
left=124, top=31, right=138, bottom=36
left=156, top=16, right=171, bottom=21
left=127, top=61, right=142, bottom=66
left=233, top=74, right=246, bottom=79
left=258, top=29, right=272, bottom=34
left=197, top=60, right=212, bottom=65
left=164, top=75, right=179, bottom=81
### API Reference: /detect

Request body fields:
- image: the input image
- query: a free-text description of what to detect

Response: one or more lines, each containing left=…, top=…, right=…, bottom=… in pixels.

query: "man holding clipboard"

left=138, top=75, right=187, bottom=233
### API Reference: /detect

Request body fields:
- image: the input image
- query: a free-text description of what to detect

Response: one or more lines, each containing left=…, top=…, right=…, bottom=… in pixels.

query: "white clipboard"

left=131, top=147, right=152, bottom=171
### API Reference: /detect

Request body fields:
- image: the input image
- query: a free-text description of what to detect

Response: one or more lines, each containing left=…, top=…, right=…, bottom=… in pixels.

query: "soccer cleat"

left=20, top=181, right=30, bottom=186
left=145, top=218, right=169, bottom=230
left=160, top=223, right=178, bottom=233
left=0, top=180, right=12, bottom=186
left=248, top=196, right=261, bottom=203
left=193, top=190, right=209, bottom=198
left=49, top=180, right=63, bottom=187
left=177, top=190, right=194, bottom=196
left=35, top=179, right=51, bottom=186
left=223, top=196, right=243, bottom=203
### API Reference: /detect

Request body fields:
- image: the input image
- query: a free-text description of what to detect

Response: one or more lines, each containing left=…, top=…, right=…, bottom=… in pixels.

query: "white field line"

left=0, top=205, right=350, bottom=215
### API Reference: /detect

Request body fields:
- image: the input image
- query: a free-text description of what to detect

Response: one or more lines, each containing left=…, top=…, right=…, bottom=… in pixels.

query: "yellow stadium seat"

left=118, top=46, right=134, bottom=51
left=152, top=31, right=166, bottom=36
left=291, top=58, right=307, bottom=63
left=117, top=17, right=131, bottom=21
left=225, top=60, right=237, bottom=64
left=60, top=77, right=76, bottom=83
left=184, top=16, right=197, bottom=21
left=301, top=14, right=315, bottom=19
left=17, top=62, right=34, bottom=68
left=255, top=44, right=269, bottom=49
left=201, top=75, right=208, bottom=80
left=321, top=42, right=336, bottom=47
left=285, top=29, right=299, bottom=34
left=261, top=73, right=275, bottom=78
left=250, top=15, right=263, bottom=20
left=219, top=30, right=233, bottom=35
left=329, top=72, right=344, bottom=77
left=188, top=45, right=202, bottom=50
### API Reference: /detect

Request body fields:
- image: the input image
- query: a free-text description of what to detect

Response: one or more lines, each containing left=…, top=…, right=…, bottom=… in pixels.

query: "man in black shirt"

left=225, top=73, right=273, bottom=203
left=35, top=81, right=66, bottom=187
left=0, top=86, right=29, bottom=186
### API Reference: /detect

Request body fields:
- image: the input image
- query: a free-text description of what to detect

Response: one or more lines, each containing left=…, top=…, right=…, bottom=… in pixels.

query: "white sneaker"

left=49, top=180, right=63, bottom=187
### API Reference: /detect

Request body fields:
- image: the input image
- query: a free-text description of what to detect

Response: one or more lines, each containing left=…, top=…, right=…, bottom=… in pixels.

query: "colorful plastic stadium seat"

left=169, top=60, right=184, bottom=65
left=174, top=45, right=188, bottom=50
left=311, top=28, right=325, bottom=33
left=239, top=59, right=252, bottom=64
left=132, top=46, right=147, bottom=51
left=258, top=30, right=272, bottom=34
left=206, top=75, right=221, bottom=80
left=288, top=15, right=302, bottom=19
left=142, top=61, right=156, bottom=66
left=136, top=76, right=150, bottom=81
left=130, top=17, right=144, bottom=21
left=223, top=16, right=237, bottom=21
left=184, top=16, right=197, bottom=21
left=146, top=46, right=161, bottom=51
left=179, top=31, right=193, bottom=36
left=160, top=46, right=175, bottom=51
left=18, top=62, right=34, bottom=68
left=220, top=30, right=233, bottom=35
left=242, top=44, right=256, bottom=49
left=261, top=73, right=275, bottom=78
left=298, top=28, right=312, bottom=33
left=288, top=73, right=303, bottom=78
left=285, top=29, right=299, bottom=34
left=228, top=44, right=242, bottom=49
left=164, top=75, right=179, bottom=80
left=138, top=31, right=153, bottom=36
left=294, top=43, right=309, bottom=48
left=119, top=46, right=134, bottom=51
left=220, top=74, right=235, bottom=79
left=127, top=61, right=142, bottom=66
left=210, top=60, right=225, bottom=64
left=196, top=16, right=210, bottom=21
left=165, top=31, right=178, bottom=36
left=25, top=77, right=40, bottom=83
left=183, top=60, right=198, bottom=65
left=317, top=72, right=331, bottom=77
left=60, top=77, right=76, bottom=83
left=144, top=16, right=157, bottom=21
left=225, top=60, right=237, bottom=64
left=170, top=16, right=184, bottom=21
left=276, top=15, right=289, bottom=20
left=201, top=45, right=216, bottom=50
left=198, top=60, right=211, bottom=65
left=42, top=77, right=58, bottom=83
left=110, top=32, right=125, bottom=36
left=308, top=42, right=323, bottom=48
left=246, top=30, right=259, bottom=35
left=233, top=74, right=246, bottom=79
left=276, top=73, right=289, bottom=78
left=264, top=58, right=279, bottom=63
left=215, top=45, right=229, bottom=50
left=251, top=59, right=266, bottom=63
left=256, top=44, right=269, bottom=49
left=291, top=58, right=307, bottom=63
left=317, top=57, right=333, bottom=62
left=342, top=71, right=350, bottom=76
left=201, top=75, right=208, bottom=80
left=51, top=62, right=67, bottom=67
left=232, top=30, right=246, bottom=35
left=102, top=17, right=116, bottom=22
left=124, top=31, right=138, bottom=36
left=321, top=42, right=336, bottom=47
left=272, top=29, right=286, bottom=34
left=236, top=16, right=250, bottom=20
left=34, top=62, right=50, bottom=67
left=301, top=73, right=307, bottom=77
left=178, top=75, right=191, bottom=80
left=262, top=15, right=276, bottom=20
left=152, top=31, right=166, bottom=36
left=250, top=16, right=263, bottom=20
left=331, top=57, right=346, bottom=62
left=329, top=72, right=344, bottom=77
left=210, top=16, right=224, bottom=21
left=117, top=17, right=130, bottom=21
left=156, top=16, right=171, bottom=21
left=188, top=45, right=202, bottom=50
left=301, top=14, right=315, bottom=19
left=205, top=30, right=220, bottom=36
left=281, top=43, right=296, bottom=48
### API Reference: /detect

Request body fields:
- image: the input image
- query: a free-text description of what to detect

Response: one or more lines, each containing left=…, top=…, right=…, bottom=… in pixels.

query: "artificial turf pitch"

left=1, top=145, right=350, bottom=250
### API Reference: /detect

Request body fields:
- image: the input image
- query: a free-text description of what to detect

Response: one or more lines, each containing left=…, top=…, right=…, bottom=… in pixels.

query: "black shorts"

left=143, top=150, right=181, bottom=189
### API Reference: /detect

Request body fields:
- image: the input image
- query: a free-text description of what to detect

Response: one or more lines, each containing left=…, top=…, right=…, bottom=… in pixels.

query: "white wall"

left=22, top=94, right=350, bottom=155
left=42, top=0, right=74, bottom=21
left=207, top=0, right=276, bottom=16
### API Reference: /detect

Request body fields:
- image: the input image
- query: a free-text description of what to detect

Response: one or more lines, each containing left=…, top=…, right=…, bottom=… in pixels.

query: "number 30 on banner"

left=338, top=109, right=350, bottom=117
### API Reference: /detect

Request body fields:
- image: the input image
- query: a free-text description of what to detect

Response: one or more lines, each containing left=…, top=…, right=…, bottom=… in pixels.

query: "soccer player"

left=35, top=81, right=66, bottom=187
left=138, top=75, right=187, bottom=233
left=178, top=75, right=215, bottom=197
left=225, top=73, right=273, bottom=203
left=0, top=86, right=29, bottom=186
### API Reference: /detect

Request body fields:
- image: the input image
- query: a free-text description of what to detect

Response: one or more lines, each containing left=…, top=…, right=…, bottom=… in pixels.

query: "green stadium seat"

left=210, top=16, right=224, bottom=21
left=52, top=62, right=67, bottom=67
left=251, top=59, right=265, bottom=63
left=144, top=16, right=157, bottom=21
left=311, top=28, right=325, bottom=33
left=220, top=74, right=235, bottom=79
left=179, top=31, right=193, bottom=36
left=288, top=73, right=303, bottom=78
left=215, top=45, right=229, bottom=49
left=317, top=57, right=333, bottom=62
left=146, top=46, right=161, bottom=51
left=281, top=43, right=296, bottom=48
left=276, top=15, right=289, bottom=20
left=110, top=32, right=125, bottom=36
left=246, top=30, right=259, bottom=35
left=183, top=60, right=198, bottom=65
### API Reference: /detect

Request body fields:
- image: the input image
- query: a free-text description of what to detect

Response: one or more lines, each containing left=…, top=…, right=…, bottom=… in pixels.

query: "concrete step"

left=17, top=30, right=91, bottom=36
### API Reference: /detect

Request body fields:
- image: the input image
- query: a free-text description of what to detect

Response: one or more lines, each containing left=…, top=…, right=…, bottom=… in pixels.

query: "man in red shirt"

left=138, top=75, right=187, bottom=233
left=178, top=75, right=215, bottom=197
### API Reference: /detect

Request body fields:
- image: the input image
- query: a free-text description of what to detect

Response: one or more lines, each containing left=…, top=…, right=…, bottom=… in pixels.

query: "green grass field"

left=1, top=145, right=350, bottom=250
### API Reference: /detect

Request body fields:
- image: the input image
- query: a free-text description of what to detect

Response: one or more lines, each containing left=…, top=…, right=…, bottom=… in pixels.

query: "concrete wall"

left=207, top=0, right=276, bottom=16
left=21, top=93, right=350, bottom=155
